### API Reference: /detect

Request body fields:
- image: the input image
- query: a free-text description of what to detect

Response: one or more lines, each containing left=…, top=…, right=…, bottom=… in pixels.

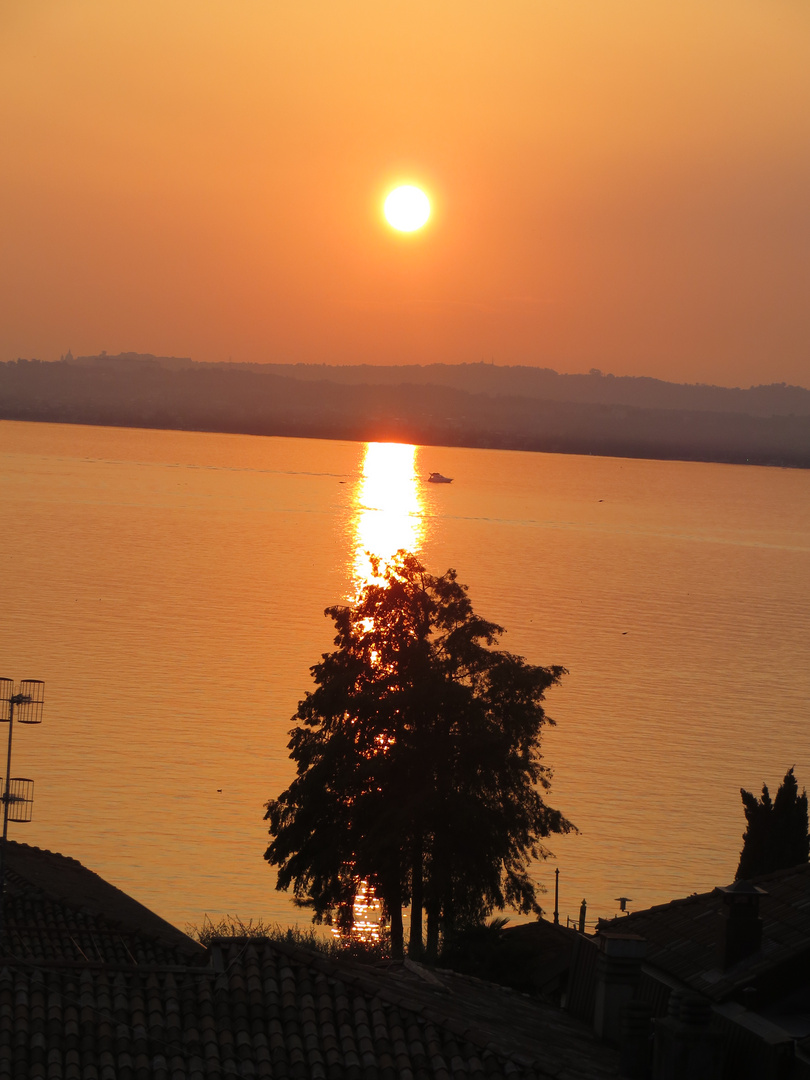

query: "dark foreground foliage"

left=437, top=918, right=535, bottom=991
left=186, top=916, right=391, bottom=962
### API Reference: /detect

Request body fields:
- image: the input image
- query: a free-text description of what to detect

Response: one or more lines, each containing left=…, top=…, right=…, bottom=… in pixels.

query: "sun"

left=384, top=185, right=431, bottom=232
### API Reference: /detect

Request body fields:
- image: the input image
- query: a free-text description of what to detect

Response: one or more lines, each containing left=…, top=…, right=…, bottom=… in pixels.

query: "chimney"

left=653, top=992, right=722, bottom=1080
left=716, top=881, right=766, bottom=970
left=594, top=932, right=647, bottom=1044
left=620, top=999, right=654, bottom=1079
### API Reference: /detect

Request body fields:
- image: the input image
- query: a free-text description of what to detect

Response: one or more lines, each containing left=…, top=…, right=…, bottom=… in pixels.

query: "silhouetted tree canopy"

left=264, top=551, right=574, bottom=959
left=736, top=767, right=809, bottom=880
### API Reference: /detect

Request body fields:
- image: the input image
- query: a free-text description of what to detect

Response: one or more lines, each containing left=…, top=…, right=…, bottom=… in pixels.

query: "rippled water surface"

left=1, top=420, right=808, bottom=933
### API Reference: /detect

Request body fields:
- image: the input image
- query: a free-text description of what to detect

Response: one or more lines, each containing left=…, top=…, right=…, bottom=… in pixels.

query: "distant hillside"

left=2, top=355, right=809, bottom=468
left=219, top=361, right=810, bottom=418
left=62, top=354, right=810, bottom=417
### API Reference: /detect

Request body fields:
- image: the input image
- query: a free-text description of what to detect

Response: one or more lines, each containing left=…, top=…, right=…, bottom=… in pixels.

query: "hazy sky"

left=2, top=1, right=809, bottom=387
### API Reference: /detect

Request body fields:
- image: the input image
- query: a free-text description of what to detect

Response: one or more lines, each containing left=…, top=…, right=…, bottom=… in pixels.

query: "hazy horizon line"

left=36, top=351, right=809, bottom=396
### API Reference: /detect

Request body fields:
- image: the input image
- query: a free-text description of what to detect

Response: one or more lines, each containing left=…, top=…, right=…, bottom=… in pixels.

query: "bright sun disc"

left=384, top=185, right=430, bottom=232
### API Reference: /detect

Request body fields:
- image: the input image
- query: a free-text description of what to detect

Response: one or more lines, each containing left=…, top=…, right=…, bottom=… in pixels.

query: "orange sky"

left=2, top=1, right=809, bottom=387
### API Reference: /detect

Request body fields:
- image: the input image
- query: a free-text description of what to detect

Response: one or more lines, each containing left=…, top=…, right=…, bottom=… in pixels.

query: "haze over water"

left=1, top=419, right=808, bottom=932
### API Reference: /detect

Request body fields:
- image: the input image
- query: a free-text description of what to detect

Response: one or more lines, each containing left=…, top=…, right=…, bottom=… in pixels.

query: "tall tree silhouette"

left=736, top=767, right=809, bottom=880
left=264, top=551, right=574, bottom=959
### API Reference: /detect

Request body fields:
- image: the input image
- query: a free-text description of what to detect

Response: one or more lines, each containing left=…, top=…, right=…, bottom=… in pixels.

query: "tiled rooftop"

left=0, top=844, right=620, bottom=1078
left=1, top=841, right=205, bottom=968
left=598, top=862, right=810, bottom=1002
left=0, top=939, right=622, bottom=1079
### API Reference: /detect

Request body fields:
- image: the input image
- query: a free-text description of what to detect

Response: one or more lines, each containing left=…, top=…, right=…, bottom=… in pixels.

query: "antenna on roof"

left=0, top=679, right=45, bottom=950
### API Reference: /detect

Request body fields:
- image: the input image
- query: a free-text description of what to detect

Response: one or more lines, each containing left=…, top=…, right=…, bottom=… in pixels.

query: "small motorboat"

left=427, top=472, right=453, bottom=484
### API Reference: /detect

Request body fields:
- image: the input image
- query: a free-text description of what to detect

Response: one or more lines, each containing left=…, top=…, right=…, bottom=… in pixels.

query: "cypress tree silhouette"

left=736, top=767, right=809, bottom=880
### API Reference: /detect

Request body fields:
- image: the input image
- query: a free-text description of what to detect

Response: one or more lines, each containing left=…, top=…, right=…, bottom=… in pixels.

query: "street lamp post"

left=0, top=679, right=44, bottom=950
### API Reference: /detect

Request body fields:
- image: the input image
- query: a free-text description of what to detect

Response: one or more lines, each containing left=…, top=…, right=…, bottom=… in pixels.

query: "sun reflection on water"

left=352, top=442, right=425, bottom=590
left=331, top=879, right=386, bottom=947
left=344, top=442, right=424, bottom=946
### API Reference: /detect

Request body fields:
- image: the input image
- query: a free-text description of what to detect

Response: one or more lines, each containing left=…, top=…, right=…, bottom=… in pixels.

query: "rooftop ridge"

left=597, top=860, right=810, bottom=1003
left=3, top=841, right=205, bottom=964
left=602, top=861, right=810, bottom=929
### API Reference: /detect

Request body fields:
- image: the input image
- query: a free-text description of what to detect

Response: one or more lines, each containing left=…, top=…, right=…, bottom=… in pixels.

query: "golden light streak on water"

left=352, top=442, right=425, bottom=591
left=346, top=442, right=425, bottom=944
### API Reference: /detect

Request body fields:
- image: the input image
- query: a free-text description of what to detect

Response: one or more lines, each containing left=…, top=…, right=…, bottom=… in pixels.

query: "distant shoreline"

left=2, top=414, right=806, bottom=471
left=2, top=357, right=809, bottom=470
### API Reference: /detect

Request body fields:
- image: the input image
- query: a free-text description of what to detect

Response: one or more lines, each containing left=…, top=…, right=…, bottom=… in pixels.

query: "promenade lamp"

left=0, top=678, right=44, bottom=948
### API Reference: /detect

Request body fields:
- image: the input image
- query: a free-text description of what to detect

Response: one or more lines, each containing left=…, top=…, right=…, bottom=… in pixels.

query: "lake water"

left=0, top=419, right=808, bottom=935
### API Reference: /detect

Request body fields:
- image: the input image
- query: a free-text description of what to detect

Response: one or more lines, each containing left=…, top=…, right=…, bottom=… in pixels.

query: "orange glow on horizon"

left=1, top=3, right=809, bottom=387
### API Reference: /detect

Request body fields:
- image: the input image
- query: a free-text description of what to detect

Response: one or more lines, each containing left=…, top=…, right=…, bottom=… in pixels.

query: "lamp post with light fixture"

left=0, top=679, right=44, bottom=949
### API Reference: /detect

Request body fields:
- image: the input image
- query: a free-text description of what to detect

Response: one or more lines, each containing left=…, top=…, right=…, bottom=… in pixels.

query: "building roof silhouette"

left=0, top=843, right=620, bottom=1079
left=597, top=862, right=810, bottom=1004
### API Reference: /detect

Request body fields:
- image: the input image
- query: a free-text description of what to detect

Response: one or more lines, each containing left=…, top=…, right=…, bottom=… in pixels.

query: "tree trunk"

left=408, top=838, right=424, bottom=958
left=425, top=839, right=447, bottom=964
left=382, top=870, right=404, bottom=960
left=425, top=902, right=440, bottom=963
left=389, top=898, right=404, bottom=960
left=425, top=849, right=442, bottom=963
